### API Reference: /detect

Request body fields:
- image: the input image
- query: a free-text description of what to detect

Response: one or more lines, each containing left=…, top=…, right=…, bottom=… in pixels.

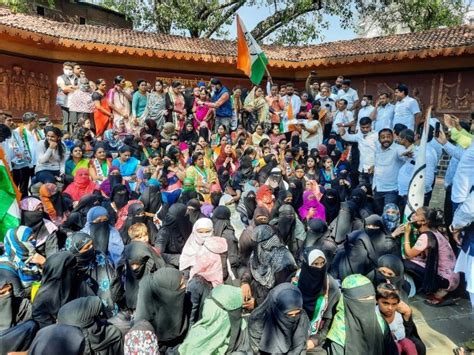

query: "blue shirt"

left=373, top=103, right=395, bottom=132
left=393, top=96, right=420, bottom=130
left=373, top=143, right=405, bottom=192
left=452, top=141, right=474, bottom=204
left=212, top=86, right=232, bottom=118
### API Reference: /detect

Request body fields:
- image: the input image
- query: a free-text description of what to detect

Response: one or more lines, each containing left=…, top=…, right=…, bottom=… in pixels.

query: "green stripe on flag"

left=250, top=52, right=268, bottom=85
left=0, top=160, right=20, bottom=241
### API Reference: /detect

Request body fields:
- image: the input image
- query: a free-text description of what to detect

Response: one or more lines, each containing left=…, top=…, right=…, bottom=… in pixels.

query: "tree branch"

left=251, top=1, right=322, bottom=41
left=202, top=0, right=247, bottom=38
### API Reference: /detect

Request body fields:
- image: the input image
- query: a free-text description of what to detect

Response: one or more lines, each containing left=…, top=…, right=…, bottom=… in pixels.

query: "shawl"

left=124, top=320, right=159, bottom=355
left=250, top=225, right=296, bottom=289
left=179, top=285, right=245, bottom=355
left=63, top=168, right=99, bottom=201
left=298, top=190, right=326, bottom=222
left=39, top=183, right=66, bottom=222
left=248, top=283, right=309, bottom=354
left=189, top=237, right=228, bottom=287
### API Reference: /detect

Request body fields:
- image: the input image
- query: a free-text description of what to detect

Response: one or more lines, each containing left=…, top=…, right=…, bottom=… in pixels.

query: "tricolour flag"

left=236, top=15, right=269, bottom=85
left=0, top=158, right=21, bottom=242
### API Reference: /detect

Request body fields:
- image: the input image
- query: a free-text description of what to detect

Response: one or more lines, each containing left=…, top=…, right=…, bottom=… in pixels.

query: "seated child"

left=376, top=283, right=426, bottom=355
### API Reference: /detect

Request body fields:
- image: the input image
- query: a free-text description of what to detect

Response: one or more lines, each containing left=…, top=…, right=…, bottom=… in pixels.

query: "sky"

left=224, top=4, right=357, bottom=44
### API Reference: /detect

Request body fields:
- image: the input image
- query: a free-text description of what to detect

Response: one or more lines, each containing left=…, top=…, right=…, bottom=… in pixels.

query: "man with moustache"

left=372, top=128, right=406, bottom=215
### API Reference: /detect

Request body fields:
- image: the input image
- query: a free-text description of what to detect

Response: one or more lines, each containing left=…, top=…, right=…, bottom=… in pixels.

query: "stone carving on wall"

left=0, top=65, right=51, bottom=116
left=437, top=73, right=473, bottom=112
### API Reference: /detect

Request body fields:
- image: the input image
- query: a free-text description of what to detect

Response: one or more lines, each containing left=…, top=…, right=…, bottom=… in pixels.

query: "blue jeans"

left=36, top=169, right=60, bottom=184
left=374, top=189, right=399, bottom=215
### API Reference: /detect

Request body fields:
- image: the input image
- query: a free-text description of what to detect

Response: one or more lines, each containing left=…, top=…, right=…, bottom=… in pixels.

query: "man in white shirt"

left=339, top=116, right=378, bottom=185
left=393, top=84, right=421, bottom=131
left=56, top=61, right=79, bottom=134
left=372, top=128, right=406, bottom=214
left=356, top=94, right=375, bottom=129
left=371, top=93, right=395, bottom=132
left=337, top=79, right=359, bottom=110
left=332, top=99, right=354, bottom=133
left=281, top=83, right=301, bottom=136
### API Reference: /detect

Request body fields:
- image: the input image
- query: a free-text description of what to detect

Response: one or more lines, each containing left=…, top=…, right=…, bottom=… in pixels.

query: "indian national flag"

left=236, top=15, right=269, bottom=85
left=0, top=158, right=21, bottom=241
left=401, top=107, right=431, bottom=254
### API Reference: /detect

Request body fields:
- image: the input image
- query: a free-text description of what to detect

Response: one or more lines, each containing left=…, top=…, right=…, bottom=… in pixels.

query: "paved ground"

left=412, top=178, right=474, bottom=354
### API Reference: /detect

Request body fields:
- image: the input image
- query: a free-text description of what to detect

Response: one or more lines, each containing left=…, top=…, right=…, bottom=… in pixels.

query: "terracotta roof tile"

left=0, top=7, right=472, bottom=67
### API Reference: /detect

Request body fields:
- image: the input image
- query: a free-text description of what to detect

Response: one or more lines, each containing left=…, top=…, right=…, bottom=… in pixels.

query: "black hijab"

left=275, top=204, right=296, bottom=246
left=320, top=188, right=340, bottom=224
left=119, top=203, right=147, bottom=244
left=29, top=324, right=86, bottom=355
left=342, top=278, right=384, bottom=355
left=373, top=254, right=405, bottom=291
left=242, top=190, right=257, bottom=221
left=140, top=184, right=162, bottom=215
left=0, top=268, right=29, bottom=330
left=303, top=219, right=337, bottom=265
left=0, top=319, right=39, bottom=354
left=161, top=203, right=193, bottom=250
left=212, top=206, right=233, bottom=238
left=32, top=251, right=78, bottom=328
left=298, top=250, right=328, bottom=318
left=111, top=184, right=129, bottom=210
left=187, top=199, right=204, bottom=224
left=248, top=283, right=309, bottom=354
left=57, top=296, right=123, bottom=355
left=289, top=177, right=304, bottom=211
left=124, top=241, right=166, bottom=309
left=134, top=268, right=189, bottom=344
left=64, top=194, right=103, bottom=232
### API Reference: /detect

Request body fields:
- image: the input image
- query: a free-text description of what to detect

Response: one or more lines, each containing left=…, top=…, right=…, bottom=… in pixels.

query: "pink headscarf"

left=179, top=218, right=214, bottom=271
left=298, top=190, right=326, bottom=222
left=306, top=180, right=323, bottom=201
left=63, top=168, right=98, bottom=201
left=189, top=236, right=228, bottom=287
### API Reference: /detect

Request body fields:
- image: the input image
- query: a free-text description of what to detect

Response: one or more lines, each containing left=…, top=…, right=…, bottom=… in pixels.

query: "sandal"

left=424, top=296, right=456, bottom=307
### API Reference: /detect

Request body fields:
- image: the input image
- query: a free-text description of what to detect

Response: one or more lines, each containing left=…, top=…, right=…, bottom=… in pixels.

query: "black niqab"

left=29, top=324, right=86, bottom=355
left=320, top=188, right=340, bottom=224
left=212, top=206, right=232, bottom=237
left=111, top=184, right=129, bottom=210
left=186, top=199, right=204, bottom=224
left=298, top=258, right=327, bottom=317
left=90, top=220, right=111, bottom=255
left=134, top=268, right=189, bottom=344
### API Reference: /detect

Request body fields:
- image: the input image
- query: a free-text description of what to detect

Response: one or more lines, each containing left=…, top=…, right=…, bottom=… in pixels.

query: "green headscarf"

left=179, top=285, right=245, bottom=355
left=327, top=274, right=386, bottom=348
left=182, top=177, right=196, bottom=192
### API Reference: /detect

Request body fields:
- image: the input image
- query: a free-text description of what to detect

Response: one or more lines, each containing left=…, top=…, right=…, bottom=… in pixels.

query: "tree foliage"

left=1, top=0, right=469, bottom=45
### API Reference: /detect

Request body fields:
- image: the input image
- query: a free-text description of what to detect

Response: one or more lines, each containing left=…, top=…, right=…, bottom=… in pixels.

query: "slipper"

left=424, top=296, right=456, bottom=307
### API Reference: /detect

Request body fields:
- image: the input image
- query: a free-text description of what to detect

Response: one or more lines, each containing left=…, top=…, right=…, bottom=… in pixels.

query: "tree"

left=356, top=0, right=470, bottom=36
left=1, top=0, right=470, bottom=45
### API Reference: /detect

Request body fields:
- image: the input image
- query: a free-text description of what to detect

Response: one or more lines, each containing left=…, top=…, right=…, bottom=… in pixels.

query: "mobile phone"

left=435, top=122, right=441, bottom=138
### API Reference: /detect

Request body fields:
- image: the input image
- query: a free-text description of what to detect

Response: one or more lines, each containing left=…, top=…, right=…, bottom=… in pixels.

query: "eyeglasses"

left=171, top=138, right=178, bottom=141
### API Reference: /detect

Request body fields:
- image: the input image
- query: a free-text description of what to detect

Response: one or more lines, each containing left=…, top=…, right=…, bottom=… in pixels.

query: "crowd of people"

left=0, top=61, right=472, bottom=355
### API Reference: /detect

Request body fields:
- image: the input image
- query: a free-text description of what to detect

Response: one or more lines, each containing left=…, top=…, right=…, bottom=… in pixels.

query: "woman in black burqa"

left=248, top=282, right=310, bottom=354
left=57, top=296, right=123, bottom=355
left=31, top=251, right=79, bottom=328
left=134, top=267, right=191, bottom=349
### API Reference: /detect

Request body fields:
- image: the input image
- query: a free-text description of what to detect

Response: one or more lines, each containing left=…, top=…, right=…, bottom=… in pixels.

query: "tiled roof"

left=0, top=7, right=472, bottom=68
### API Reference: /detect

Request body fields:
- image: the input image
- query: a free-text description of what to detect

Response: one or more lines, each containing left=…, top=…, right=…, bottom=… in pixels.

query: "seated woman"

left=399, top=207, right=460, bottom=306
left=31, top=251, right=79, bottom=328
left=134, top=268, right=191, bottom=350
left=292, top=249, right=341, bottom=353
left=28, top=324, right=86, bottom=355
left=112, top=145, right=140, bottom=192
left=367, top=254, right=410, bottom=300
left=248, top=283, right=309, bottom=354
left=0, top=265, right=32, bottom=330
left=319, top=156, right=338, bottom=190
left=99, top=166, right=131, bottom=198
left=102, top=184, right=130, bottom=227
left=64, top=144, right=89, bottom=180
left=117, top=201, right=158, bottom=245
left=63, top=168, right=99, bottom=203
left=298, top=190, right=326, bottom=223
left=80, top=206, right=124, bottom=268
left=20, top=197, right=59, bottom=257
left=179, top=120, right=199, bottom=151
left=89, top=143, right=112, bottom=184
left=35, top=126, right=67, bottom=184
left=123, top=241, right=165, bottom=311
left=66, top=232, right=121, bottom=317
left=179, top=285, right=248, bottom=354
left=252, top=123, right=270, bottom=146
left=332, top=214, right=397, bottom=281
left=57, top=296, right=123, bottom=354
left=240, top=225, right=297, bottom=308
left=212, top=206, right=240, bottom=277
left=325, top=274, right=398, bottom=355
left=155, top=203, right=193, bottom=268
left=186, top=152, right=218, bottom=203
left=2, top=227, right=42, bottom=291
left=124, top=320, right=159, bottom=355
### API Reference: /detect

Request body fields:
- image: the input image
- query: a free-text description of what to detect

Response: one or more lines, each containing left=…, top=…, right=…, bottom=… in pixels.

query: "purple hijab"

left=298, top=190, right=326, bottom=222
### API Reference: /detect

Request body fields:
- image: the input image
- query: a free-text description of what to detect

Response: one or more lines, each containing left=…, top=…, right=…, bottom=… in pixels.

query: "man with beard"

left=372, top=128, right=406, bottom=215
